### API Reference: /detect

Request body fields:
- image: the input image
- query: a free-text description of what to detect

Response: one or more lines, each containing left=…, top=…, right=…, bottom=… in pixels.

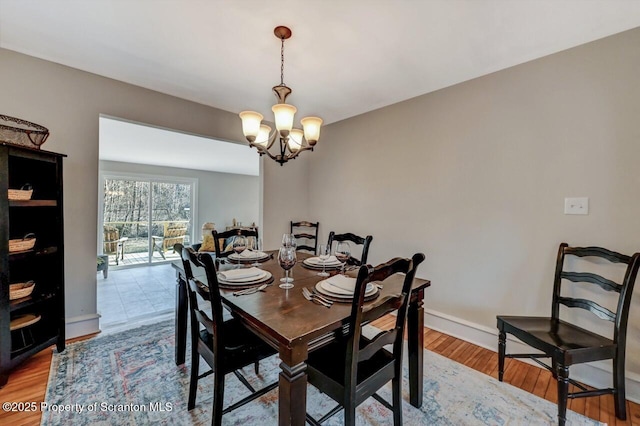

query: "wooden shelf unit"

left=0, top=143, right=66, bottom=387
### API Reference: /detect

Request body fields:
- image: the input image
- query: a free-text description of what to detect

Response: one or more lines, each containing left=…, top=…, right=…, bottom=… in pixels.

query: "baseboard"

left=65, top=314, right=101, bottom=339
left=423, top=308, right=640, bottom=404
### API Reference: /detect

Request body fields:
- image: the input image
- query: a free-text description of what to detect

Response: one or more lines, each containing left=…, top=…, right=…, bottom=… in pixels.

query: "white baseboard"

left=65, top=314, right=101, bottom=339
left=423, top=308, right=640, bottom=404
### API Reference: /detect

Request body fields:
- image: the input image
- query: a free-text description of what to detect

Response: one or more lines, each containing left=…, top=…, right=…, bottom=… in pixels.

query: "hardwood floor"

left=1, top=319, right=639, bottom=425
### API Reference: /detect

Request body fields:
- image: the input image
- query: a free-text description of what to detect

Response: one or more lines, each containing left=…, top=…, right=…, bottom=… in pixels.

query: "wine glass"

left=317, top=244, right=330, bottom=277
left=334, top=241, right=351, bottom=275
left=278, top=246, right=297, bottom=289
left=251, top=238, right=263, bottom=267
left=232, top=235, right=247, bottom=268
left=282, top=233, right=297, bottom=248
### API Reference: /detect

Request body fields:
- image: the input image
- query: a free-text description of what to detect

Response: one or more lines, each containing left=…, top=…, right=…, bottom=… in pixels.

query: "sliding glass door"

left=100, top=174, right=195, bottom=266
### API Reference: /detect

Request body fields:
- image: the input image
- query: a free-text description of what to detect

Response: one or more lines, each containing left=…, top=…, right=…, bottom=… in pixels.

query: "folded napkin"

left=236, top=250, right=267, bottom=259
left=218, top=267, right=263, bottom=281
left=325, top=274, right=358, bottom=292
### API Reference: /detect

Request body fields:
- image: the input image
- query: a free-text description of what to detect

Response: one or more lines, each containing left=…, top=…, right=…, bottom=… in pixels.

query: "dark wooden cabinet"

left=0, top=143, right=66, bottom=387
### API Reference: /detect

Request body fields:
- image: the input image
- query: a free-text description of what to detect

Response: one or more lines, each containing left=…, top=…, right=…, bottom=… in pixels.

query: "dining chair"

left=497, top=243, right=640, bottom=426
left=290, top=220, right=319, bottom=254
left=327, top=231, right=373, bottom=265
left=212, top=228, right=259, bottom=259
left=175, top=243, right=277, bottom=425
left=305, top=252, right=425, bottom=426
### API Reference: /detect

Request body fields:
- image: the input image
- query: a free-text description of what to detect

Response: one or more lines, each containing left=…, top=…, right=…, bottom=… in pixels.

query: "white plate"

left=219, top=271, right=272, bottom=286
left=303, top=257, right=342, bottom=267
left=316, top=280, right=376, bottom=298
left=218, top=269, right=268, bottom=283
left=229, top=251, right=270, bottom=261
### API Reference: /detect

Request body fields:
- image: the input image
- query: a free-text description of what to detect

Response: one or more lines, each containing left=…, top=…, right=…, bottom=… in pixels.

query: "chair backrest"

left=103, top=225, right=119, bottom=254
left=212, top=228, right=259, bottom=258
left=552, top=243, right=640, bottom=347
left=328, top=231, right=373, bottom=265
left=162, top=223, right=188, bottom=250
left=175, top=243, right=226, bottom=353
left=344, top=253, right=425, bottom=393
left=290, top=221, right=319, bottom=254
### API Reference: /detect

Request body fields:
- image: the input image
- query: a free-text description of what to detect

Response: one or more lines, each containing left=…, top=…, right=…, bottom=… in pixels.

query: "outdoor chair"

left=497, top=243, right=640, bottom=425
left=305, top=253, right=425, bottom=426
left=103, top=225, right=127, bottom=266
left=152, top=222, right=188, bottom=259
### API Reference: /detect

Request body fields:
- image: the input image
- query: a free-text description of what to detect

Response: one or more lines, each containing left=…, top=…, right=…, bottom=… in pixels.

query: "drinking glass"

left=232, top=235, right=247, bottom=269
left=334, top=241, right=351, bottom=275
left=278, top=246, right=297, bottom=289
left=282, top=233, right=297, bottom=248
left=317, top=244, right=330, bottom=277
left=251, top=238, right=263, bottom=267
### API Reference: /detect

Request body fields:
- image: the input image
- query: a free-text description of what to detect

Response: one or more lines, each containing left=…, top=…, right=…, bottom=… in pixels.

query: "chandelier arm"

left=264, top=129, right=279, bottom=151
left=249, top=141, right=280, bottom=162
left=288, top=144, right=314, bottom=161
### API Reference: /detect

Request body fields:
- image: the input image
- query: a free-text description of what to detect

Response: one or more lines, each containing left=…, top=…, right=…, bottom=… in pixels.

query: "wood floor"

left=1, top=319, right=639, bottom=425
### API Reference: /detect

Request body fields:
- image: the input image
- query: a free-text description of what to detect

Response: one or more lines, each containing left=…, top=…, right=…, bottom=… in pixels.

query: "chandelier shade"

left=239, top=26, right=323, bottom=165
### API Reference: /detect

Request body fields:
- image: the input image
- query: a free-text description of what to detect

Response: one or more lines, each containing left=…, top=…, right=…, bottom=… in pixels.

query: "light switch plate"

left=564, top=197, right=589, bottom=215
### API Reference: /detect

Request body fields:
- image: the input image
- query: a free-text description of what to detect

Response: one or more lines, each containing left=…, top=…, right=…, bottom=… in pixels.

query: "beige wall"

left=312, top=28, right=640, bottom=384
left=0, top=48, right=308, bottom=335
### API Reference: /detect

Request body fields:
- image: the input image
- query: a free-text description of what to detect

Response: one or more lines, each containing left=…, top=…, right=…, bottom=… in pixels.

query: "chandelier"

left=239, top=26, right=323, bottom=166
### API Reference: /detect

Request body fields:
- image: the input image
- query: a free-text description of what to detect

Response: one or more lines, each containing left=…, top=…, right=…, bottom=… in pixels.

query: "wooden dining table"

left=171, top=251, right=430, bottom=426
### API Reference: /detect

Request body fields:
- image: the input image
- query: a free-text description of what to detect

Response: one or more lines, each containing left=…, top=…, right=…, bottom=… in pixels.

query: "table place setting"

left=314, top=273, right=380, bottom=302
left=216, top=266, right=273, bottom=290
left=227, top=249, right=271, bottom=263
left=302, top=255, right=342, bottom=269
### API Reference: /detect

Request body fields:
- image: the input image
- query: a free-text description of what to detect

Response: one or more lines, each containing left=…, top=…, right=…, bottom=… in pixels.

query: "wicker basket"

left=8, top=183, right=33, bottom=201
left=9, top=233, right=36, bottom=252
left=0, top=114, right=49, bottom=149
left=9, top=280, right=35, bottom=300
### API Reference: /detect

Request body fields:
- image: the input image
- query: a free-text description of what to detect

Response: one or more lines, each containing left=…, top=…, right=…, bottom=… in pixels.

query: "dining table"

left=171, top=250, right=430, bottom=426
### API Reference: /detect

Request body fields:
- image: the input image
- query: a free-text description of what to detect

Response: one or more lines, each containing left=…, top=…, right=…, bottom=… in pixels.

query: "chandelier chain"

left=280, top=36, right=285, bottom=86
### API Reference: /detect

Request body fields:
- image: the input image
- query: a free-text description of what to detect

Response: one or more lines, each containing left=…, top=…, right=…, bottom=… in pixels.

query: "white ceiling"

left=1, top=1, right=640, bottom=126
left=99, top=117, right=259, bottom=176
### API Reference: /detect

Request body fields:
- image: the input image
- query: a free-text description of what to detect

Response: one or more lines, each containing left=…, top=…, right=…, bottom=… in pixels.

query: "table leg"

left=175, top=272, right=187, bottom=365
left=408, top=289, right=424, bottom=408
left=278, top=346, right=308, bottom=426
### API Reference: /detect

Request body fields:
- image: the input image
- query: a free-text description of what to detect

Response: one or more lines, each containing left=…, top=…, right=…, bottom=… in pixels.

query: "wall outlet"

left=564, top=197, right=589, bottom=215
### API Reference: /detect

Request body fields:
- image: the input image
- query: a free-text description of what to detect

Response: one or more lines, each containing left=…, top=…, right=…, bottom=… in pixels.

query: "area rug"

left=42, top=320, right=602, bottom=425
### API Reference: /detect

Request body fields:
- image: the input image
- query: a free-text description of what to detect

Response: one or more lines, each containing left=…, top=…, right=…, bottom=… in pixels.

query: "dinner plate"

left=217, top=268, right=268, bottom=283
left=302, top=258, right=342, bottom=270
left=228, top=251, right=270, bottom=262
left=320, top=279, right=375, bottom=296
left=315, top=281, right=379, bottom=302
left=218, top=271, right=274, bottom=290
left=303, top=256, right=342, bottom=266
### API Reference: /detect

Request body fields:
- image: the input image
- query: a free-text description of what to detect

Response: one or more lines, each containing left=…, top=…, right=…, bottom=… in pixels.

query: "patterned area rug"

left=43, top=320, right=602, bottom=425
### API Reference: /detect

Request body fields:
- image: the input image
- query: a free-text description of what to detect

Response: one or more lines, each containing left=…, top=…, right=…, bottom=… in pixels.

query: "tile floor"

left=97, top=263, right=177, bottom=331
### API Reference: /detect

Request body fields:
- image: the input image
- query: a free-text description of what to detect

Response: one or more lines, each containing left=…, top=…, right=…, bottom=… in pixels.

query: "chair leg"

left=613, top=355, right=627, bottom=420
left=344, top=404, right=356, bottom=426
left=392, top=376, right=402, bottom=426
left=254, top=360, right=259, bottom=375
left=556, top=365, right=569, bottom=426
left=498, top=331, right=506, bottom=381
left=212, top=372, right=225, bottom=426
left=188, top=352, right=200, bottom=410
